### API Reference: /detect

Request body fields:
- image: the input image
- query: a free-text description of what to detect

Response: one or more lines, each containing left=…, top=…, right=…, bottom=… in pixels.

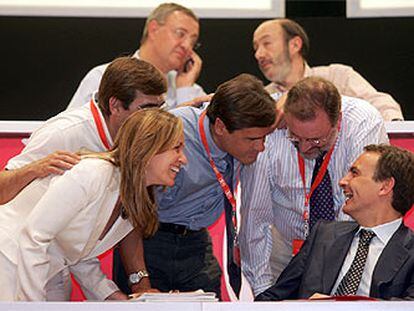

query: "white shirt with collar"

left=330, top=218, right=403, bottom=296
left=66, top=50, right=205, bottom=111
left=7, top=98, right=112, bottom=170
left=265, top=62, right=403, bottom=121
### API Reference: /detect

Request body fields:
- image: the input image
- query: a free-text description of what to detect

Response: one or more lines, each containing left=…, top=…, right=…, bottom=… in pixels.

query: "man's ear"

left=147, top=20, right=161, bottom=40
left=379, top=177, right=395, bottom=197
left=108, top=97, right=123, bottom=116
left=289, top=36, right=302, bottom=56
left=213, top=117, right=228, bottom=136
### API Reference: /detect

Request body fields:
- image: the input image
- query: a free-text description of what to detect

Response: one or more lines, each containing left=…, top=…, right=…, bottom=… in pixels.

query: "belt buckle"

left=172, top=223, right=188, bottom=235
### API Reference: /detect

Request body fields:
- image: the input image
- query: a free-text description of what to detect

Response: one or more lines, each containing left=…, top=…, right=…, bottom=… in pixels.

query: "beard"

left=292, top=140, right=333, bottom=160
left=267, top=47, right=292, bottom=84
left=296, top=144, right=325, bottom=160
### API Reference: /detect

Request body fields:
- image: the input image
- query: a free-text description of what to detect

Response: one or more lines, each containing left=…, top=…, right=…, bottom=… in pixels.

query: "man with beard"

left=239, top=77, right=389, bottom=297
left=253, top=19, right=403, bottom=121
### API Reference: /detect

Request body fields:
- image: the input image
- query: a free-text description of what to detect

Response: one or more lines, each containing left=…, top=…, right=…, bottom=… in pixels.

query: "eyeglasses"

left=138, top=101, right=165, bottom=110
left=287, top=127, right=336, bottom=147
left=170, top=27, right=201, bottom=50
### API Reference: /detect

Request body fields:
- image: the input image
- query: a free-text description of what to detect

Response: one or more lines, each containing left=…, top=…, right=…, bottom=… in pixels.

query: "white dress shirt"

left=331, top=218, right=402, bottom=296
left=66, top=50, right=206, bottom=110
left=265, top=63, right=403, bottom=121
left=6, top=99, right=112, bottom=170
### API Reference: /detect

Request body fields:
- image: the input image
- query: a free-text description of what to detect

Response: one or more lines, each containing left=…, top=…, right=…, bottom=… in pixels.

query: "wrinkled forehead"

left=254, top=21, right=283, bottom=41
left=285, top=110, right=332, bottom=137
left=164, top=11, right=199, bottom=34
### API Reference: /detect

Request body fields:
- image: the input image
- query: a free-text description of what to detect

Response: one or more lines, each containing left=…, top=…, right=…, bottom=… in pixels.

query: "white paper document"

left=130, top=290, right=218, bottom=302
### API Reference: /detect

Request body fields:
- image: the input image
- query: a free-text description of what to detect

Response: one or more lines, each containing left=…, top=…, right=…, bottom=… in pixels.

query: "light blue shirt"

left=239, top=95, right=389, bottom=296
left=155, top=107, right=232, bottom=230
left=331, top=218, right=403, bottom=296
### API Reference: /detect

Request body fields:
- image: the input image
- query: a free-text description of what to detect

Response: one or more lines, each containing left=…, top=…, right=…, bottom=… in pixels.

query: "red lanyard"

left=298, top=147, right=335, bottom=207
left=198, top=111, right=238, bottom=229
left=297, top=116, right=341, bottom=228
left=90, top=99, right=111, bottom=150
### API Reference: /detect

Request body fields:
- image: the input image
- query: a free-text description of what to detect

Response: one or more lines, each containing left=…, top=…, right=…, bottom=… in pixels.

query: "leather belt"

left=158, top=222, right=202, bottom=236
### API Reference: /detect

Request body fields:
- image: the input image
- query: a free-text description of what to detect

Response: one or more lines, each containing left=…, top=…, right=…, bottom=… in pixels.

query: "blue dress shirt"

left=155, top=107, right=232, bottom=230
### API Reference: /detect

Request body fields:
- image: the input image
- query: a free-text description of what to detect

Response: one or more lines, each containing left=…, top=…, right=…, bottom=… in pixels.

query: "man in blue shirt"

left=115, top=73, right=276, bottom=299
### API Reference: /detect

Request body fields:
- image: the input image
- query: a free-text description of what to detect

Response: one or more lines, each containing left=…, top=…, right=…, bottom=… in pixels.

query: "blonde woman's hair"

left=111, top=108, right=183, bottom=237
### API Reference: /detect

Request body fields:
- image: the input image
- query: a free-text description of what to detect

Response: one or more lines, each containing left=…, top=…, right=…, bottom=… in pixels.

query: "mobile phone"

left=183, top=57, right=194, bottom=73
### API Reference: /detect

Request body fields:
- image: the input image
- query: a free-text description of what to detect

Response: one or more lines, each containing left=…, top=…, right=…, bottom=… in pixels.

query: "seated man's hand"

left=309, top=293, right=331, bottom=300
left=176, top=52, right=203, bottom=87
left=28, top=150, right=80, bottom=178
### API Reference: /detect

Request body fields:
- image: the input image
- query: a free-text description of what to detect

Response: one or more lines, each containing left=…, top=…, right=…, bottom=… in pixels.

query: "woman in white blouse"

left=0, top=109, right=187, bottom=301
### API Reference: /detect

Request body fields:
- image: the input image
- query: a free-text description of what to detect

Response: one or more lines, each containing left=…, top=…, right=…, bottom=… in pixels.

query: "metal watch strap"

left=128, top=269, right=149, bottom=286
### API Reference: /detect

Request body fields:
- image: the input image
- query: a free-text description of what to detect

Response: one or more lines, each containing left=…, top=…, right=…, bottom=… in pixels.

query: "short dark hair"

left=98, top=57, right=167, bottom=117
left=279, top=19, right=310, bottom=60
left=206, top=74, right=276, bottom=132
left=364, top=144, right=414, bottom=216
left=284, top=76, right=341, bottom=126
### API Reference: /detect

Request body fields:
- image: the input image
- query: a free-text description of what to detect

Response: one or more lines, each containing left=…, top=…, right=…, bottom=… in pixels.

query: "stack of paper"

left=130, top=289, right=218, bottom=302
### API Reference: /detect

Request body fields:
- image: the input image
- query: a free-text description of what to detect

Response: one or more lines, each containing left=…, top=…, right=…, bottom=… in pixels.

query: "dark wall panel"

left=0, top=15, right=413, bottom=120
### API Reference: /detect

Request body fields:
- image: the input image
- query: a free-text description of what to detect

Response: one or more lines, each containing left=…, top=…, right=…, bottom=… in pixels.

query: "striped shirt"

left=239, top=96, right=389, bottom=296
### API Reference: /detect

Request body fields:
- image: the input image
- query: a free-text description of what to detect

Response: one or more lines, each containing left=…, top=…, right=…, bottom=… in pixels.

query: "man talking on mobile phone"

left=67, top=3, right=206, bottom=111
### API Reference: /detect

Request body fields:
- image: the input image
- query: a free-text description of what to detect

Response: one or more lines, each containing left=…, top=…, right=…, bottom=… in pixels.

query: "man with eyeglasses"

left=67, top=3, right=206, bottom=111
left=239, top=77, right=389, bottom=299
left=0, top=57, right=166, bottom=300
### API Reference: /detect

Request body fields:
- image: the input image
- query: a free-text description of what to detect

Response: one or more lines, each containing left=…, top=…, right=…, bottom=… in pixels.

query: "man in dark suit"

left=256, top=144, right=414, bottom=301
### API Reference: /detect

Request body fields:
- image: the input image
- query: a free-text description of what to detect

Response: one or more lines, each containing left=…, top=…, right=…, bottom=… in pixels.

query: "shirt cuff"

left=176, top=86, right=205, bottom=104
left=252, top=281, right=276, bottom=297
left=94, top=279, right=120, bottom=301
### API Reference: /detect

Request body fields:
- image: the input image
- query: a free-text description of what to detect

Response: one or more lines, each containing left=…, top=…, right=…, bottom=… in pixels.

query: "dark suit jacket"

left=256, top=220, right=414, bottom=301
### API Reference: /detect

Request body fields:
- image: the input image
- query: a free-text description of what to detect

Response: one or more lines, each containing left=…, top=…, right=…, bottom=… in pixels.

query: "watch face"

left=128, top=270, right=149, bottom=285
left=129, top=273, right=141, bottom=284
